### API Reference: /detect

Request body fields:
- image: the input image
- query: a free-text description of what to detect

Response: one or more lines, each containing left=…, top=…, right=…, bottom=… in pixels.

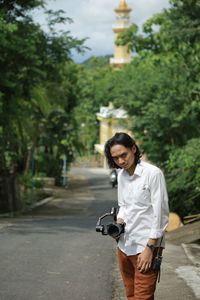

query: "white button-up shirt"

left=117, top=160, right=169, bottom=256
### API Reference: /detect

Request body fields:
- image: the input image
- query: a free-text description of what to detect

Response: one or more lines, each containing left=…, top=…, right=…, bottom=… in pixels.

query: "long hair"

left=104, top=132, right=141, bottom=169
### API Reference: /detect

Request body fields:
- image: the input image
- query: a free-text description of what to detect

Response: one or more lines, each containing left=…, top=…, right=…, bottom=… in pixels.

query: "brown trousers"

left=117, top=248, right=159, bottom=300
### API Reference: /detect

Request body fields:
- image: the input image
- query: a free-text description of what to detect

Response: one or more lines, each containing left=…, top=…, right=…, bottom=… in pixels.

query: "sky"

left=33, top=0, right=170, bottom=63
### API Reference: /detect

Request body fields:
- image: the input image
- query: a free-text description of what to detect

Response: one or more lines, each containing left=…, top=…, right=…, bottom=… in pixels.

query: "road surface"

left=0, top=168, right=199, bottom=300
left=0, top=168, right=118, bottom=300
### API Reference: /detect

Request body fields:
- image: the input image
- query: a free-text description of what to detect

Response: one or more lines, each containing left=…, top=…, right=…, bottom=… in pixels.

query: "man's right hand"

left=117, top=218, right=124, bottom=224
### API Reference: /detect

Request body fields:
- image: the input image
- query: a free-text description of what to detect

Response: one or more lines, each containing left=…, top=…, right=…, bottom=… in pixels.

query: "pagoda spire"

left=115, top=0, right=132, bottom=13
left=110, top=0, right=132, bottom=69
left=119, top=0, right=127, bottom=9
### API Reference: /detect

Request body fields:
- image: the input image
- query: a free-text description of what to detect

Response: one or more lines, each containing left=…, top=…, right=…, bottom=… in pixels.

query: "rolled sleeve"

left=149, top=170, right=169, bottom=239
left=149, top=228, right=164, bottom=239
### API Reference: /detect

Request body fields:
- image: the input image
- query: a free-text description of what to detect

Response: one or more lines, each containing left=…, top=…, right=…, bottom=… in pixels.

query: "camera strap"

left=156, top=236, right=163, bottom=255
left=155, top=236, right=163, bottom=283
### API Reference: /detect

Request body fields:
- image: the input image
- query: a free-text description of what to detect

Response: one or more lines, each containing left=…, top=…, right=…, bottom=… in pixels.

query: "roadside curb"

left=182, top=243, right=200, bottom=267
left=0, top=197, right=54, bottom=230
left=0, top=222, right=12, bottom=231
left=0, top=173, right=86, bottom=229
left=27, top=196, right=54, bottom=211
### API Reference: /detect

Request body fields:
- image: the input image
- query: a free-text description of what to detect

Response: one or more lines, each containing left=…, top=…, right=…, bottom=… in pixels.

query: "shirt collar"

left=123, top=160, right=144, bottom=177
left=134, top=161, right=143, bottom=177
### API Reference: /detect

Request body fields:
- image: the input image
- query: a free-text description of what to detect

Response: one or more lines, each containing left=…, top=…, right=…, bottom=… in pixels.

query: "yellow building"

left=110, top=0, right=132, bottom=69
left=95, top=103, right=130, bottom=167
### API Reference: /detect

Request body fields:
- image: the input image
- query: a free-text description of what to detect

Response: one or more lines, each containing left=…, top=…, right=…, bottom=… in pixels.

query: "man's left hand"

left=137, top=248, right=153, bottom=273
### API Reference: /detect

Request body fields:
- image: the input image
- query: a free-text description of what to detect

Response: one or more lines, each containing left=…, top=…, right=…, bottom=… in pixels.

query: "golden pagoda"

left=110, top=0, right=132, bottom=69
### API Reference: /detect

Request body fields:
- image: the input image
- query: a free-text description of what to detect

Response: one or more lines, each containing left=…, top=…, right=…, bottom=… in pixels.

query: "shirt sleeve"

left=117, top=173, right=125, bottom=220
left=149, top=170, right=169, bottom=239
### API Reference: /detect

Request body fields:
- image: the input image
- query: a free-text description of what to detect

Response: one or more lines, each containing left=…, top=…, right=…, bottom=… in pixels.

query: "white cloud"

left=132, top=0, right=170, bottom=25
left=33, top=0, right=170, bottom=62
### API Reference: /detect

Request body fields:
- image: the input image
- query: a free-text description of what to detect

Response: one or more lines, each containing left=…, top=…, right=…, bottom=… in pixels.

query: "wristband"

left=146, top=243, right=156, bottom=251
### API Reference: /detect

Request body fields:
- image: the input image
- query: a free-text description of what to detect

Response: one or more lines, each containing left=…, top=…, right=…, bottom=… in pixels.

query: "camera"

left=151, top=254, right=162, bottom=271
left=96, top=207, right=126, bottom=238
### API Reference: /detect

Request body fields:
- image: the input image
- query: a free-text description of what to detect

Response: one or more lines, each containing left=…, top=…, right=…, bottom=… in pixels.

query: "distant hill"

left=82, top=55, right=112, bottom=69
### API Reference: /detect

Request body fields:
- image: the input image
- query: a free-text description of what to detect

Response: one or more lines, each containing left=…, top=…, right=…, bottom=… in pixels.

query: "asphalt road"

left=0, top=168, right=118, bottom=300
left=1, top=168, right=199, bottom=300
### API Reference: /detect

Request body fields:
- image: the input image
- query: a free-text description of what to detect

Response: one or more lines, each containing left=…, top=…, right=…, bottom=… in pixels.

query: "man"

left=104, top=132, right=169, bottom=300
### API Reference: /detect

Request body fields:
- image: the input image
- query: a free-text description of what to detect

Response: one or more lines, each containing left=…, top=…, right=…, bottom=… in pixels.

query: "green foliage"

left=37, top=109, right=77, bottom=176
left=82, top=55, right=112, bottom=69
left=116, top=55, right=200, bottom=163
left=19, top=173, right=44, bottom=189
left=0, top=0, right=87, bottom=175
left=0, top=0, right=88, bottom=211
left=166, top=138, right=200, bottom=218
left=110, top=0, right=200, bottom=166
left=72, top=60, right=114, bottom=154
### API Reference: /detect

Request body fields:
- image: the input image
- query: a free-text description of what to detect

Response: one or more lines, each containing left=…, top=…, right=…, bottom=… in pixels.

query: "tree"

left=0, top=0, right=87, bottom=212
left=73, top=59, right=114, bottom=154
left=166, top=138, right=200, bottom=218
left=112, top=0, right=200, bottom=164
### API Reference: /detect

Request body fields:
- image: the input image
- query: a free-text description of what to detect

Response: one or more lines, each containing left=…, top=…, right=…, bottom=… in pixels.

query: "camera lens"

left=107, top=224, right=120, bottom=237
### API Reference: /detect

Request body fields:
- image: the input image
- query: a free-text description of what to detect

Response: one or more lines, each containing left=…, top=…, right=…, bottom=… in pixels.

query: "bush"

left=19, top=173, right=44, bottom=189
left=166, top=138, right=200, bottom=219
left=19, top=173, right=45, bottom=209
